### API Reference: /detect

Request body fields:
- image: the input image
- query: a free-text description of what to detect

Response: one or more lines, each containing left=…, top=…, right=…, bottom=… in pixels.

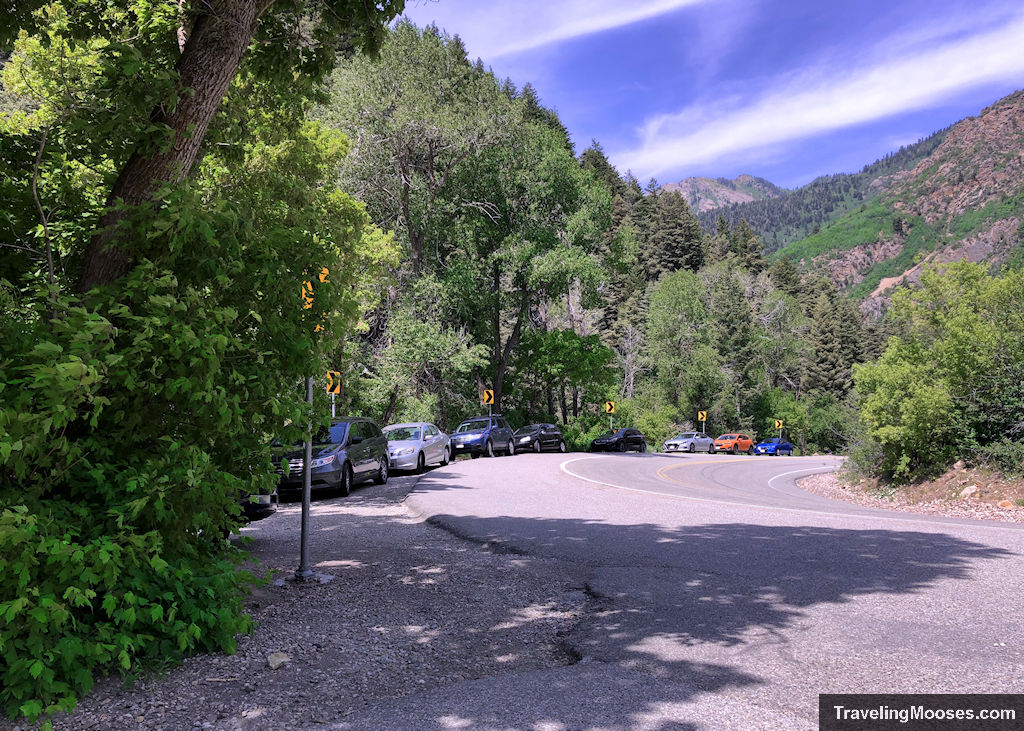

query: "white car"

left=662, top=431, right=715, bottom=454
left=383, top=422, right=450, bottom=473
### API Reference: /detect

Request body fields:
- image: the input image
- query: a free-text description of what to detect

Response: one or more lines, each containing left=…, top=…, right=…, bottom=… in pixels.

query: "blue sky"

left=401, top=0, right=1024, bottom=189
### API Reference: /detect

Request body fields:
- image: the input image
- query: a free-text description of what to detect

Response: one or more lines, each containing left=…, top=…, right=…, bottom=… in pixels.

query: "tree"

left=450, top=113, right=608, bottom=411
left=643, top=191, right=703, bottom=279
left=0, top=3, right=399, bottom=719
left=802, top=293, right=851, bottom=396
left=854, top=263, right=1024, bottom=480
left=579, top=141, right=626, bottom=197
left=1, top=0, right=403, bottom=293
left=323, top=21, right=510, bottom=274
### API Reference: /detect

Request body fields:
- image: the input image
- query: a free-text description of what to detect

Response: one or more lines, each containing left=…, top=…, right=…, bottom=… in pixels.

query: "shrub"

left=974, top=439, right=1024, bottom=477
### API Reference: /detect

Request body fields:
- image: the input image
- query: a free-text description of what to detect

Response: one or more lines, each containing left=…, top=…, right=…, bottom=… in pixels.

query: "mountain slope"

left=781, top=90, right=1024, bottom=304
left=698, top=128, right=949, bottom=252
left=661, top=174, right=784, bottom=214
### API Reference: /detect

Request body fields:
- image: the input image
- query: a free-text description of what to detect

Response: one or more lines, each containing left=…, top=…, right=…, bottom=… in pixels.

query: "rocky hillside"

left=660, top=174, right=783, bottom=213
left=780, top=90, right=1024, bottom=308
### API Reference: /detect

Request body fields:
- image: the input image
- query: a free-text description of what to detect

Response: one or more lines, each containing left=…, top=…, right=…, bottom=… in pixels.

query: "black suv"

left=513, top=423, right=567, bottom=453
left=275, top=417, right=389, bottom=496
left=450, top=415, right=516, bottom=458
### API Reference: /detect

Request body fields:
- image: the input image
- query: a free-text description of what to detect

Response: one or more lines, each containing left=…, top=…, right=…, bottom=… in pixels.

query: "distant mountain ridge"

left=694, top=128, right=950, bottom=252
left=660, top=174, right=784, bottom=214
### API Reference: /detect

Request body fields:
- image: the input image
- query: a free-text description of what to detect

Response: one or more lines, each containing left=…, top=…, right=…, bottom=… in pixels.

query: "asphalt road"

left=351, top=451, right=1024, bottom=730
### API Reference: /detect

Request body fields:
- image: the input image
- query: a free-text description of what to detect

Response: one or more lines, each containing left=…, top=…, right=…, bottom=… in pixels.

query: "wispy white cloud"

left=402, top=0, right=708, bottom=59
left=614, top=11, right=1024, bottom=179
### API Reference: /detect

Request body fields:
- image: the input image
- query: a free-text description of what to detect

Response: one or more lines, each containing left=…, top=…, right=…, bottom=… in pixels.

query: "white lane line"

left=558, top=456, right=1024, bottom=531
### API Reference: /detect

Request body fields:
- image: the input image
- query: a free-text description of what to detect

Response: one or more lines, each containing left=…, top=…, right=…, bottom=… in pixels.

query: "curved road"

left=371, top=452, right=1023, bottom=729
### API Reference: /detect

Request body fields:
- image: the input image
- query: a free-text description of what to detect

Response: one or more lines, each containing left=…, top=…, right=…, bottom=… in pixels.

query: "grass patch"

left=781, top=199, right=894, bottom=263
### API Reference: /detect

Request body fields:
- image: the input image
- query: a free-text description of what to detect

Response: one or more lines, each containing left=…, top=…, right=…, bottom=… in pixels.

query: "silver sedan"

left=383, top=422, right=451, bottom=473
left=662, top=431, right=715, bottom=454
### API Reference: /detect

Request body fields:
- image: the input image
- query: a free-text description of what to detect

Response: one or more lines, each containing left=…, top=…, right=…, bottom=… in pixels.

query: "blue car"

left=449, top=415, right=516, bottom=458
left=755, top=438, right=794, bottom=456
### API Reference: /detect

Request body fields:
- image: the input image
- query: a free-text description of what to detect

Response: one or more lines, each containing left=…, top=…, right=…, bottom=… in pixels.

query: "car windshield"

left=515, top=425, right=540, bottom=435
left=385, top=426, right=421, bottom=441
left=764, top=438, right=781, bottom=444
left=676, top=433, right=697, bottom=439
left=311, top=423, right=348, bottom=446
left=602, top=429, right=627, bottom=437
left=719, top=434, right=736, bottom=440
left=455, top=420, right=488, bottom=434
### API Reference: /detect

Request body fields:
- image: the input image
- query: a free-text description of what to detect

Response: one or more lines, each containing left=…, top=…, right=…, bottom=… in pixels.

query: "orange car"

left=713, top=433, right=755, bottom=455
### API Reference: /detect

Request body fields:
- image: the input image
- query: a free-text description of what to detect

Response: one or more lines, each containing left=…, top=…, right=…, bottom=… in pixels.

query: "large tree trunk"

left=78, top=0, right=266, bottom=292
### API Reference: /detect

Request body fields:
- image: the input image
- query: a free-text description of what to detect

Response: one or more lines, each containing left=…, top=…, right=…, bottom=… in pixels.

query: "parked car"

left=590, top=428, right=647, bottom=453
left=275, top=417, right=389, bottom=496
left=713, top=433, right=755, bottom=455
left=663, top=431, right=715, bottom=454
left=384, top=422, right=450, bottom=472
left=755, top=437, right=795, bottom=456
left=450, top=415, right=516, bottom=458
left=514, top=423, right=568, bottom=453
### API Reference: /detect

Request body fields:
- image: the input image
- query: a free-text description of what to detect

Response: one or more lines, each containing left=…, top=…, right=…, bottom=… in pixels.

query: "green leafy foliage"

left=0, top=2, right=399, bottom=721
left=853, top=263, right=1024, bottom=481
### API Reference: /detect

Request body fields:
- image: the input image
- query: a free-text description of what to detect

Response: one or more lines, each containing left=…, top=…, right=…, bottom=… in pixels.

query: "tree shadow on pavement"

left=328, top=512, right=1015, bottom=730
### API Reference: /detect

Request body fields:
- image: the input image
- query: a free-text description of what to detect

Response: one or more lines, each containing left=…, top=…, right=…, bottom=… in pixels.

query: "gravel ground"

left=31, top=470, right=586, bottom=731
left=798, top=471, right=1024, bottom=523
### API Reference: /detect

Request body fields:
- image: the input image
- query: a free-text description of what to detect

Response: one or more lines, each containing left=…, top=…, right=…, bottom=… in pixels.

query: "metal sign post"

left=295, top=375, right=314, bottom=580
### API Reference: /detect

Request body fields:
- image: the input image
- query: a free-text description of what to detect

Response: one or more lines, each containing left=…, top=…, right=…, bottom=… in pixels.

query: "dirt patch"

left=799, top=465, right=1024, bottom=523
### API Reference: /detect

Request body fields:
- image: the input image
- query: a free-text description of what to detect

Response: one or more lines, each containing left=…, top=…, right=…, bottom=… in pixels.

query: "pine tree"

left=730, top=219, right=765, bottom=273
left=643, top=191, right=703, bottom=279
left=769, top=256, right=803, bottom=299
left=802, top=293, right=851, bottom=396
left=579, top=141, right=626, bottom=197
left=705, top=215, right=734, bottom=263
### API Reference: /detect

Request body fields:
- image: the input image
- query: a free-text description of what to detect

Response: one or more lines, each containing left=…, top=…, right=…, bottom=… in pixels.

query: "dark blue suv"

left=449, top=415, right=516, bottom=458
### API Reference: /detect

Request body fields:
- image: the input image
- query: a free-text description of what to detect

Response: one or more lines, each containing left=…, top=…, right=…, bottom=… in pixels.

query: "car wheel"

left=688, top=443, right=695, bottom=453
left=747, top=446, right=755, bottom=456
left=471, top=451, right=480, bottom=459
left=485, top=440, right=494, bottom=458
left=639, top=441, right=647, bottom=453
left=506, top=439, right=515, bottom=456
left=442, top=447, right=450, bottom=465
left=374, top=458, right=389, bottom=485
left=618, top=441, right=627, bottom=452
left=708, top=443, right=715, bottom=454
left=559, top=441, right=567, bottom=453
left=731, top=444, right=738, bottom=455
left=533, top=440, right=541, bottom=453
left=415, top=452, right=426, bottom=474
left=338, top=462, right=353, bottom=497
